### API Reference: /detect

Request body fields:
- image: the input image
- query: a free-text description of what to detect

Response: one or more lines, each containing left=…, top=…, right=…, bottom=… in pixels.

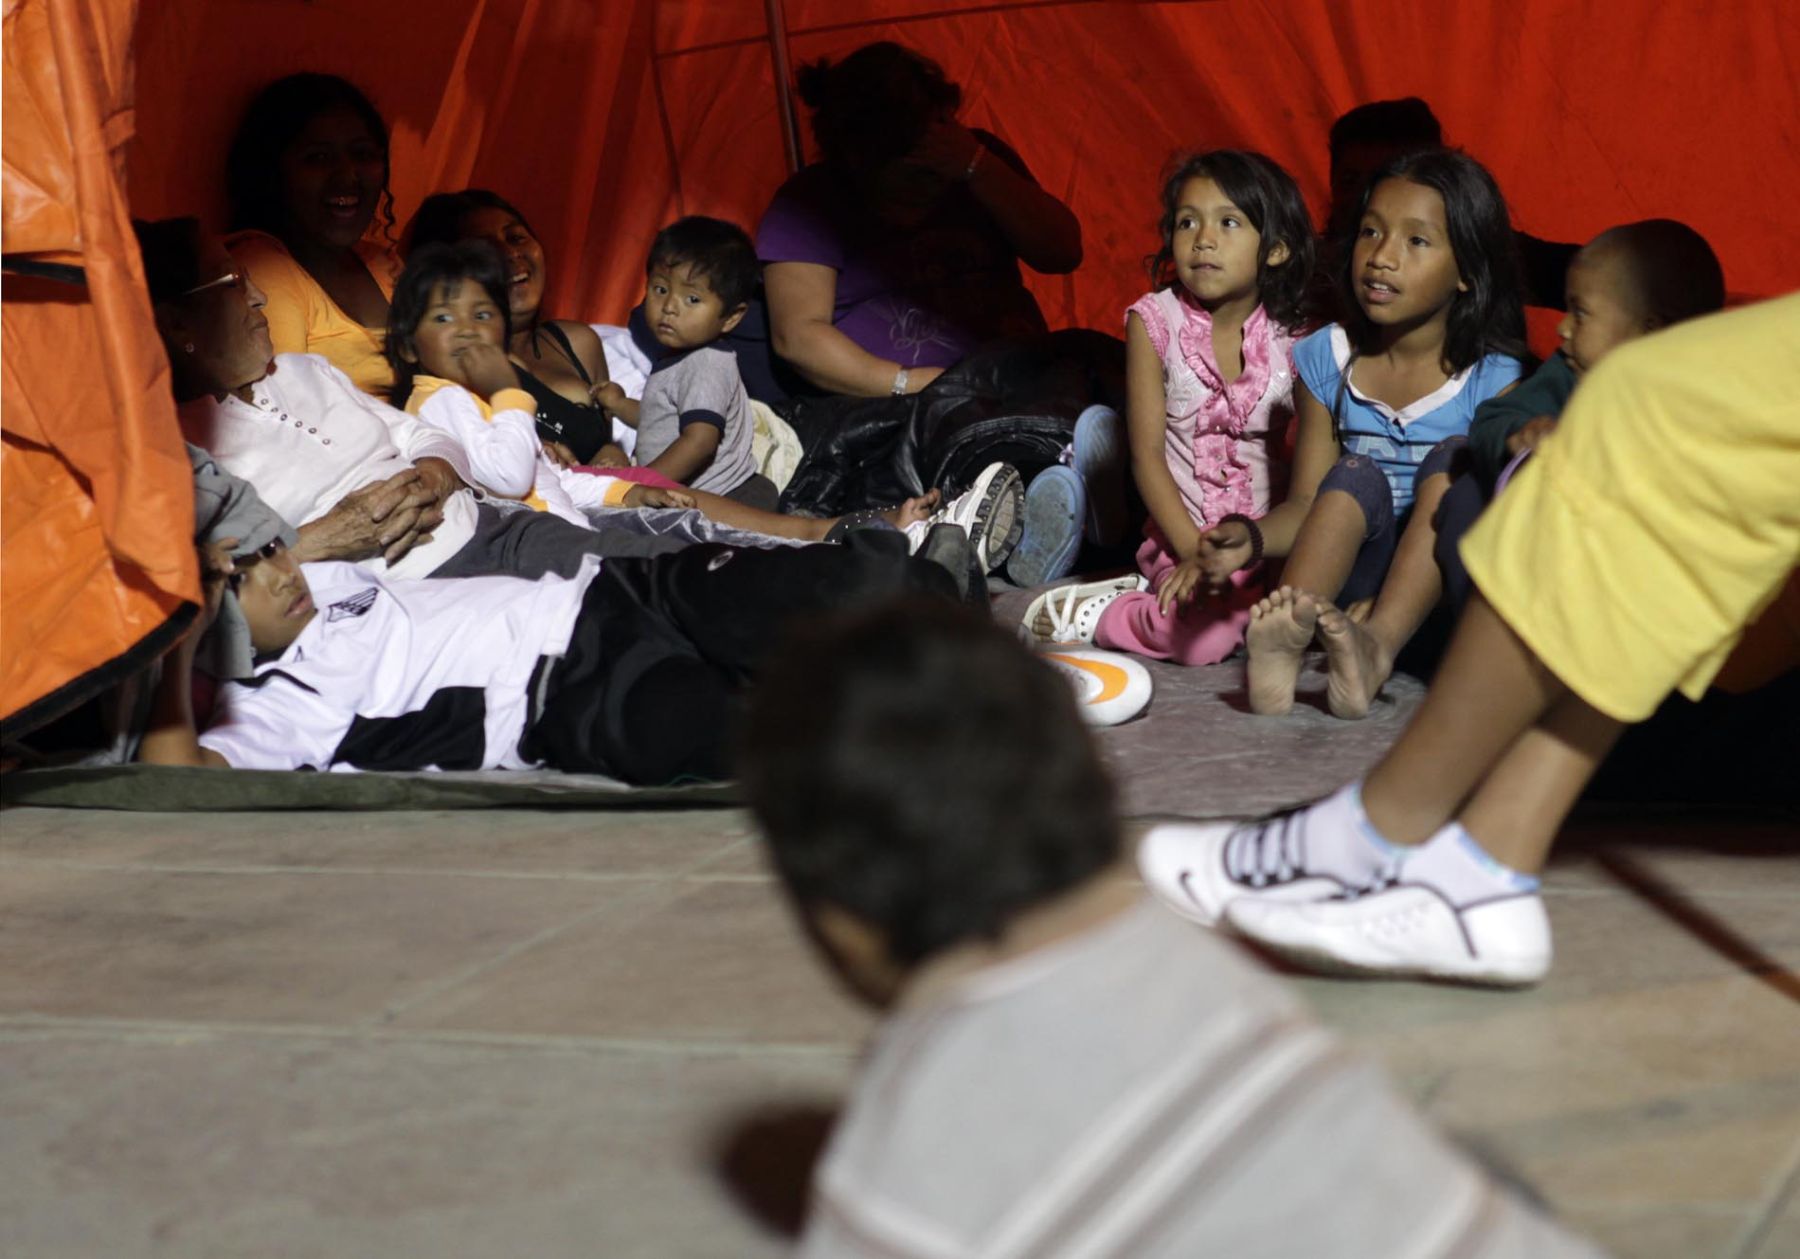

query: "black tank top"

left=515, top=323, right=610, bottom=463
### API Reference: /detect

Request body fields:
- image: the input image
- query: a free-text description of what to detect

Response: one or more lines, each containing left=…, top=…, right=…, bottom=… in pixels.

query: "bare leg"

left=683, top=488, right=939, bottom=542
left=1360, top=592, right=1566, bottom=844
left=1279, top=489, right=1372, bottom=599
left=1244, top=490, right=1369, bottom=716
left=1317, top=470, right=1455, bottom=719
left=1245, top=586, right=1320, bottom=715
left=1458, top=695, right=1624, bottom=872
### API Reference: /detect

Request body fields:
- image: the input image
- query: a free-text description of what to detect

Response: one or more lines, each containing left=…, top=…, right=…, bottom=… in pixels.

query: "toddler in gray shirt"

left=595, top=216, right=771, bottom=507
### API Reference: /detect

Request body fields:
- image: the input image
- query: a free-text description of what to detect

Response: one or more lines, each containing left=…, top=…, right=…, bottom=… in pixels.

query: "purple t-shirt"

left=755, top=133, right=1050, bottom=369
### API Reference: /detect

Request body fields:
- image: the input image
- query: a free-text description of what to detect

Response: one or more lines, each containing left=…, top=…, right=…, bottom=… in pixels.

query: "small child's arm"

left=645, top=416, right=723, bottom=485
left=593, top=381, right=640, bottom=428
left=415, top=383, right=542, bottom=500
left=1468, top=353, right=1577, bottom=486
left=1124, top=312, right=1202, bottom=559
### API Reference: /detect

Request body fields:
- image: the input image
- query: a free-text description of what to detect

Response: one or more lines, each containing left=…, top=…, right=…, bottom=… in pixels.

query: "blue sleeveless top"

left=1294, top=325, right=1523, bottom=512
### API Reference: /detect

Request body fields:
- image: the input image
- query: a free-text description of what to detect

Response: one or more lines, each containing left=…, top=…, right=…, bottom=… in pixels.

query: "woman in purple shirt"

left=758, top=42, right=1083, bottom=399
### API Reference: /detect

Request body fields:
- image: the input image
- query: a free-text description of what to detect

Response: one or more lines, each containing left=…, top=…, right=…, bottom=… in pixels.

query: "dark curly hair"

left=1148, top=150, right=1317, bottom=330
left=403, top=189, right=537, bottom=255
left=384, top=241, right=512, bottom=407
left=226, top=73, right=395, bottom=246
left=741, top=599, right=1122, bottom=968
left=1335, top=147, right=1527, bottom=373
left=795, top=41, right=960, bottom=170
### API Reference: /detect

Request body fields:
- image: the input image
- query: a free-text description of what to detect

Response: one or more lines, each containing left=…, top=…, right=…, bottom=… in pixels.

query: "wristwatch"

left=891, top=367, right=910, bottom=396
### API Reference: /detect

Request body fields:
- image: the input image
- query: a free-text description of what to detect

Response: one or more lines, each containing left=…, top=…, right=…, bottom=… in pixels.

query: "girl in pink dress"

left=1046, top=151, right=1316, bottom=665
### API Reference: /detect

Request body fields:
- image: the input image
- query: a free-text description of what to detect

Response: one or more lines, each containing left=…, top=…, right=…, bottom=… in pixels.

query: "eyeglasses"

left=179, top=270, right=247, bottom=298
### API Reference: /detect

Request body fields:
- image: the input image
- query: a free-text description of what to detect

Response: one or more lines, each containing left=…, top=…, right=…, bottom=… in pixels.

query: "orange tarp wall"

left=128, top=0, right=1800, bottom=332
left=3, top=0, right=198, bottom=734
left=8, top=0, right=1799, bottom=728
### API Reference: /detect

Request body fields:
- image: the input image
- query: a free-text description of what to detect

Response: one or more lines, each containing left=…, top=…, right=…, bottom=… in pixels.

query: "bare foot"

left=1317, top=600, right=1394, bottom=720
left=1246, top=586, right=1318, bottom=715
left=884, top=490, right=941, bottom=530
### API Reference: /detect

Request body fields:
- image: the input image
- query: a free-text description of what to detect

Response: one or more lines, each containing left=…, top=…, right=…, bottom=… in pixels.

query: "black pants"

left=433, top=502, right=691, bottom=580
left=520, top=531, right=957, bottom=785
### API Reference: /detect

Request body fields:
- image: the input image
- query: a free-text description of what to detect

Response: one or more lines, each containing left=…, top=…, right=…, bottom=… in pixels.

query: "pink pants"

left=570, top=465, right=687, bottom=492
left=1093, top=530, right=1266, bottom=665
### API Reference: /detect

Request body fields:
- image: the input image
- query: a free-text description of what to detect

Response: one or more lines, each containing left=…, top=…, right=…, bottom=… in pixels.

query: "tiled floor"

left=1, top=805, right=1795, bottom=1258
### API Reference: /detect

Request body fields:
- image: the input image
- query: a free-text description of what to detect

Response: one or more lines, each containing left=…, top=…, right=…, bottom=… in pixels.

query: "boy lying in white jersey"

left=142, top=521, right=969, bottom=786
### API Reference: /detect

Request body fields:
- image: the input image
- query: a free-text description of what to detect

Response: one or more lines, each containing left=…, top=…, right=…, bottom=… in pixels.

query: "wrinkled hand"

left=298, top=465, right=455, bottom=565
left=906, top=118, right=983, bottom=181
left=452, top=342, right=521, bottom=399
left=1506, top=415, right=1559, bottom=456
left=542, top=439, right=578, bottom=469
left=624, top=485, right=696, bottom=510
left=1156, top=555, right=1208, bottom=616
left=591, top=442, right=631, bottom=468
left=1193, top=520, right=1254, bottom=591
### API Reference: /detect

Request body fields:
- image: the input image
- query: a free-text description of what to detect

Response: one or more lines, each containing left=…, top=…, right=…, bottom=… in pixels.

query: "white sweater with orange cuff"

left=406, top=376, right=635, bottom=526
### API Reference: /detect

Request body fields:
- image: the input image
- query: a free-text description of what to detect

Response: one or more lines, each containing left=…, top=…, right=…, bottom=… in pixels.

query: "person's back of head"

left=1326, top=97, right=1444, bottom=230
left=1585, top=219, right=1726, bottom=328
left=740, top=600, right=1121, bottom=1002
left=647, top=215, right=759, bottom=313
left=1328, top=98, right=1443, bottom=163
left=133, top=216, right=208, bottom=303
left=795, top=41, right=960, bottom=171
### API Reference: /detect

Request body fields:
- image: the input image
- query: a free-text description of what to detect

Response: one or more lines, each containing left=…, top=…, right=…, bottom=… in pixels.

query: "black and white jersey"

left=198, top=560, right=598, bottom=772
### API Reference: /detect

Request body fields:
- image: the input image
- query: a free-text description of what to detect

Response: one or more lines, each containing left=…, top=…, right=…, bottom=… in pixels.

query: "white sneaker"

left=1136, top=814, right=1353, bottom=927
left=905, top=462, right=1024, bottom=574
left=1039, top=646, right=1152, bottom=726
left=1224, top=886, right=1553, bottom=987
left=1020, top=574, right=1147, bottom=644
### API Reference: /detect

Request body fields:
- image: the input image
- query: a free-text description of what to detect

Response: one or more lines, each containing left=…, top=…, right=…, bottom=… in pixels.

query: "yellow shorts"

left=1461, top=294, right=1800, bottom=722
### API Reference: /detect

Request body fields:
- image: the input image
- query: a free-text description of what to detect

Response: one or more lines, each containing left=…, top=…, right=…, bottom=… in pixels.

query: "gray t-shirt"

left=634, top=344, right=757, bottom=496
left=800, top=897, right=1605, bottom=1259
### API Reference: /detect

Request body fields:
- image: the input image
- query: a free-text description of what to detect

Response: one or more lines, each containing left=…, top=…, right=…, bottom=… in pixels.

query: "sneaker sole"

left=962, top=464, right=1024, bottom=573
left=1007, top=467, right=1085, bottom=588
left=1240, top=934, right=1548, bottom=988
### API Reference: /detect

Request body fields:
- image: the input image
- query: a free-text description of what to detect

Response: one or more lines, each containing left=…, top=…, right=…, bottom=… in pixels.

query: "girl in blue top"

left=1247, top=148, right=1527, bottom=720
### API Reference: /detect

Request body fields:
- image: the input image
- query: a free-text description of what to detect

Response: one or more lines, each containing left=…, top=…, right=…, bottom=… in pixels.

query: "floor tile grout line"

left=361, top=835, right=769, bottom=1026
left=0, top=1012, right=863, bottom=1060
left=0, top=857, right=775, bottom=884
left=1730, top=1125, right=1800, bottom=1259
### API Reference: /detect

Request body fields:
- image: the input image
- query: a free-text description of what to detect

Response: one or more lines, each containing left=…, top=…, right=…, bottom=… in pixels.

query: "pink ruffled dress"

left=1094, top=288, right=1296, bottom=665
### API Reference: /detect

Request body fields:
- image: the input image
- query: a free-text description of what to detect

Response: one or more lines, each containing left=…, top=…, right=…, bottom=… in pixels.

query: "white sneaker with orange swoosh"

left=1038, top=646, right=1152, bottom=726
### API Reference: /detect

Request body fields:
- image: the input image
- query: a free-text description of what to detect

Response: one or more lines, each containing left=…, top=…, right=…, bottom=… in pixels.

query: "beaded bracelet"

left=1218, top=513, right=1265, bottom=570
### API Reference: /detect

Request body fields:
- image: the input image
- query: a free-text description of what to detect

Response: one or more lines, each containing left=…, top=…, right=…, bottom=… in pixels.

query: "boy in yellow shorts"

left=1137, top=294, right=1800, bottom=985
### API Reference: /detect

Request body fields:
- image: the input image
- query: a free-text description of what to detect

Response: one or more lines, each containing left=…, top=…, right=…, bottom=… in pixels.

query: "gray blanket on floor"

left=1, top=653, right=1422, bottom=815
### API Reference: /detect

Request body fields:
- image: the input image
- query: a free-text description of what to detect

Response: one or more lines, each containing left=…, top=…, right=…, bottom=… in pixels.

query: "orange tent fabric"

left=125, top=0, right=1800, bottom=332
left=3, top=0, right=197, bottom=736
left=8, top=0, right=1797, bottom=731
